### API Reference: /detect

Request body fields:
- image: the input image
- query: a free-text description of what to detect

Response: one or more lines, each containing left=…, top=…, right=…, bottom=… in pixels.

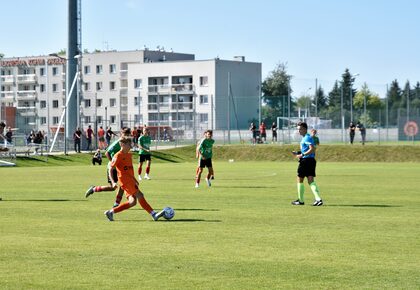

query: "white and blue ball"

left=163, top=206, right=175, bottom=220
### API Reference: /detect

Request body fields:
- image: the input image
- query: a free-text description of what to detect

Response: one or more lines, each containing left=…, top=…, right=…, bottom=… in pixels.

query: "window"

left=110, top=98, right=116, bottom=107
left=84, top=116, right=91, bottom=124
left=53, top=116, right=59, bottom=124
left=134, top=114, right=142, bottom=123
left=96, top=65, right=103, bottom=74
left=109, top=81, right=116, bottom=91
left=52, top=67, right=58, bottom=76
left=200, top=76, right=208, bottom=86
left=200, top=95, right=209, bottom=104
left=40, top=117, right=46, bottom=125
left=134, top=79, right=142, bottom=89
left=40, top=67, right=45, bottom=76
left=40, top=84, right=45, bottom=93
left=84, top=66, right=91, bottom=74
left=200, top=113, right=208, bottom=123
left=52, top=84, right=58, bottom=92
left=96, top=82, right=103, bottom=91
left=40, top=101, right=46, bottom=108
left=84, top=99, right=91, bottom=108
left=96, top=99, right=102, bottom=107
left=109, top=64, right=116, bottom=74
left=110, top=115, right=116, bottom=124
left=52, top=100, right=59, bottom=108
left=84, top=82, right=91, bottom=91
left=134, top=97, right=141, bottom=106
left=96, top=116, right=103, bottom=123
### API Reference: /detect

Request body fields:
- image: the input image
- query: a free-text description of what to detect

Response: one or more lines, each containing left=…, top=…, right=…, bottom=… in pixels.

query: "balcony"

left=171, top=102, right=193, bottom=110
left=171, top=84, right=194, bottom=93
left=147, top=102, right=171, bottom=112
left=17, top=74, right=37, bottom=83
left=0, top=75, right=15, bottom=84
left=16, top=106, right=36, bottom=111
left=120, top=88, right=128, bottom=97
left=17, top=90, right=37, bottom=100
left=120, top=70, right=128, bottom=78
left=19, top=110, right=37, bottom=117
left=1, top=91, right=15, bottom=100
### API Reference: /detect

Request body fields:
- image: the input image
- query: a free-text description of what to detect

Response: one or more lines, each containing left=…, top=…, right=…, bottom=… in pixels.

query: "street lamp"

left=350, top=73, right=360, bottom=122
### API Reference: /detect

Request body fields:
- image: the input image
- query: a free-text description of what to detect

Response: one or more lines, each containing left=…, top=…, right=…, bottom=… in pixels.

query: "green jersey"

left=138, top=135, right=151, bottom=155
left=106, top=139, right=121, bottom=158
left=198, top=138, right=214, bottom=159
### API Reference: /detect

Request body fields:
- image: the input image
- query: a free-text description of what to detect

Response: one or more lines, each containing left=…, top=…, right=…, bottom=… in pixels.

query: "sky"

left=1, top=0, right=419, bottom=98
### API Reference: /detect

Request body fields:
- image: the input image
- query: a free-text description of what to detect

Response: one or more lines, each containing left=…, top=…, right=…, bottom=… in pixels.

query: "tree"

left=314, top=86, right=328, bottom=113
left=0, top=52, right=4, bottom=59
left=261, top=62, right=293, bottom=123
left=353, top=83, right=383, bottom=110
left=387, top=79, right=402, bottom=109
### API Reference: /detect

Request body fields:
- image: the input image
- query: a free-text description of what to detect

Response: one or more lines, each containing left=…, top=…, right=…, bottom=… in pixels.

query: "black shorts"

left=297, top=158, right=316, bottom=178
left=139, top=154, right=151, bottom=163
left=199, top=158, right=213, bottom=168
left=261, top=132, right=266, bottom=138
left=107, top=167, right=118, bottom=184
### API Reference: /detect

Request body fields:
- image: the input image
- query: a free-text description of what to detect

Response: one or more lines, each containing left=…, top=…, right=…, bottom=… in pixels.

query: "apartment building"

left=0, top=50, right=261, bottom=135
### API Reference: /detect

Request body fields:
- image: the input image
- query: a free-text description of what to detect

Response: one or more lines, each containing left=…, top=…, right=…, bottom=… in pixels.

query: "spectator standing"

left=259, top=122, right=267, bottom=142
left=349, top=122, right=356, bottom=144
left=5, top=127, right=13, bottom=144
left=356, top=121, right=366, bottom=145
left=85, top=125, right=94, bottom=151
left=0, top=122, right=7, bottom=150
left=106, top=127, right=116, bottom=146
left=271, top=122, right=277, bottom=143
left=249, top=122, right=257, bottom=145
left=73, top=127, right=82, bottom=153
left=97, top=126, right=106, bottom=149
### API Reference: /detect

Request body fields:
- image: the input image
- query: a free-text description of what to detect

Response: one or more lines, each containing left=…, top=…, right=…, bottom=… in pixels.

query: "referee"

left=291, top=122, right=323, bottom=206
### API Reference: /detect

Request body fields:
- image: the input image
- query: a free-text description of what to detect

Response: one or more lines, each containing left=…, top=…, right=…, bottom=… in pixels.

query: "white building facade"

left=1, top=50, right=261, bottom=137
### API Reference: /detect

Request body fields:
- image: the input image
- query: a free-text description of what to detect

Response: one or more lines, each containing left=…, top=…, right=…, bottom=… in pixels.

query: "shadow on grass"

left=216, top=185, right=276, bottom=189
left=327, top=204, right=401, bottom=208
left=132, top=208, right=219, bottom=212
left=1, top=199, right=85, bottom=202
left=117, top=219, right=221, bottom=223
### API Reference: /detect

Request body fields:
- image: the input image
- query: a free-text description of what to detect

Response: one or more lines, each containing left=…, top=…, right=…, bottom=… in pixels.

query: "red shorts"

left=121, top=183, right=139, bottom=197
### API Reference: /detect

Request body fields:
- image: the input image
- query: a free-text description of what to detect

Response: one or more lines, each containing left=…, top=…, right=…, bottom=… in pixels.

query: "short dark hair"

left=205, top=130, right=213, bottom=135
left=298, top=122, right=308, bottom=129
left=0, top=121, right=5, bottom=128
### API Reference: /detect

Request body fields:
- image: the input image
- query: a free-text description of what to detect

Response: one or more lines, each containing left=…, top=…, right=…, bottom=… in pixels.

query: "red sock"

left=138, top=165, right=142, bottom=175
left=138, top=196, right=153, bottom=214
left=95, top=186, right=103, bottom=192
left=113, top=201, right=131, bottom=213
left=146, top=166, right=150, bottom=174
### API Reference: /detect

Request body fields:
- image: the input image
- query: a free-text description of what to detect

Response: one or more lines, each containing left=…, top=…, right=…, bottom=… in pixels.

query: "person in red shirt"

left=103, top=136, right=165, bottom=221
left=259, top=122, right=267, bottom=143
left=85, top=125, right=95, bottom=151
left=97, top=126, right=106, bottom=149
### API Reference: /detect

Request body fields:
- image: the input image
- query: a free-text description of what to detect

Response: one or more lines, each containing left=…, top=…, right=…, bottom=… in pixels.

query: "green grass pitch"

left=0, top=161, right=419, bottom=289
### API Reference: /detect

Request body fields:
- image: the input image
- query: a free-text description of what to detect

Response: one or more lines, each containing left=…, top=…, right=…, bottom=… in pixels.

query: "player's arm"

left=197, top=140, right=206, bottom=159
left=300, top=144, right=315, bottom=158
left=108, top=158, right=118, bottom=189
left=105, top=150, right=112, bottom=161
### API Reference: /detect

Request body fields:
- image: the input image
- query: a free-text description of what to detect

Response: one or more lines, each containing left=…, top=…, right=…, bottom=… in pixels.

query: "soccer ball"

left=163, top=206, right=175, bottom=220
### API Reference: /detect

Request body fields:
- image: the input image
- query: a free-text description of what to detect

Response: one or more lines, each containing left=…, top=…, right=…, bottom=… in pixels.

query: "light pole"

left=350, top=73, right=359, bottom=123
left=45, top=57, right=50, bottom=147
left=48, top=53, right=80, bottom=154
